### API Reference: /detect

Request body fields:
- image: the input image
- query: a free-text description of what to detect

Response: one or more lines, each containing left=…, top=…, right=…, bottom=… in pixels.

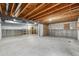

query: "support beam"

left=35, top=3, right=74, bottom=19
left=27, top=3, right=60, bottom=19
left=38, top=5, right=79, bottom=22
left=37, top=8, right=79, bottom=24
left=0, top=3, right=6, bottom=16
left=0, top=4, right=2, bottom=14
left=14, top=3, right=22, bottom=17
left=77, top=17, right=79, bottom=40
left=17, top=3, right=31, bottom=17
left=24, top=3, right=45, bottom=18
left=10, top=3, right=15, bottom=16
left=38, top=24, right=43, bottom=36
left=38, top=24, right=49, bottom=36
left=15, top=9, right=21, bottom=17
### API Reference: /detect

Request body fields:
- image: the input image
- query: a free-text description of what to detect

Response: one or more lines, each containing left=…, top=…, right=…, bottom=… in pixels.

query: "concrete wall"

left=2, top=29, right=26, bottom=37
left=77, top=18, right=79, bottom=40
left=2, top=23, right=27, bottom=38
left=2, top=23, right=38, bottom=38
left=77, top=30, right=79, bottom=40
left=49, top=29, right=77, bottom=39
left=49, top=21, right=77, bottom=39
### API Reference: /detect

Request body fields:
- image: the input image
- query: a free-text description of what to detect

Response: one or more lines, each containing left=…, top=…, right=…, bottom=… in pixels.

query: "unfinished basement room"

left=0, top=3, right=79, bottom=56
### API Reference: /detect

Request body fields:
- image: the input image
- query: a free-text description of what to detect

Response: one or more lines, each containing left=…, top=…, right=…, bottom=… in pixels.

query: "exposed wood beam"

left=61, top=7, right=79, bottom=16
left=41, top=8, right=79, bottom=23
left=41, top=12, right=79, bottom=24
left=10, top=3, right=15, bottom=16
left=50, top=5, right=79, bottom=18
left=36, top=4, right=78, bottom=21
left=15, top=9, right=20, bottom=17
left=17, top=3, right=31, bottom=17
left=14, top=3, right=22, bottom=17
left=24, top=3, right=45, bottom=18
left=2, top=3, right=6, bottom=16
left=35, top=3, right=75, bottom=19
left=0, top=4, right=2, bottom=13
left=27, top=3, right=60, bottom=19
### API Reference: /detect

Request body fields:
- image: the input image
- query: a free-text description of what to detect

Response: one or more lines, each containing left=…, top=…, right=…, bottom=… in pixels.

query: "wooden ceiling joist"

left=10, top=3, right=15, bottom=16
left=49, top=4, right=79, bottom=18
left=1, top=3, right=6, bottom=16
left=17, top=3, right=31, bottom=17
left=0, top=4, right=2, bottom=13
left=27, top=3, right=60, bottom=19
left=35, top=3, right=75, bottom=19
left=36, top=4, right=78, bottom=21
left=40, top=7, right=79, bottom=23
left=24, top=3, right=45, bottom=18
left=14, top=3, right=22, bottom=16
left=41, top=12, right=79, bottom=24
left=0, top=3, right=79, bottom=24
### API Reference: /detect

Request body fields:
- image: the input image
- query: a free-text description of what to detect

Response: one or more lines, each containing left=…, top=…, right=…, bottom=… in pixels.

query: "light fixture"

left=48, top=19, right=52, bottom=22
left=13, top=19, right=16, bottom=21
left=34, top=22, right=37, bottom=24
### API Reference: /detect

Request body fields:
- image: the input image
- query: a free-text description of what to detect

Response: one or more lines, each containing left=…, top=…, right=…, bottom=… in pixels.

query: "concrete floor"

left=0, top=35, right=79, bottom=56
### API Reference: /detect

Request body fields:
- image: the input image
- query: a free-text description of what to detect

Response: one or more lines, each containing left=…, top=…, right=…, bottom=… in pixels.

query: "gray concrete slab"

left=0, top=35, right=79, bottom=56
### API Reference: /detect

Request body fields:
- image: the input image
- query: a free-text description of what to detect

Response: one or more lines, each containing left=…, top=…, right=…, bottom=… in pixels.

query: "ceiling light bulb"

left=13, top=19, right=16, bottom=21
left=49, top=19, right=52, bottom=22
left=34, top=22, right=37, bottom=24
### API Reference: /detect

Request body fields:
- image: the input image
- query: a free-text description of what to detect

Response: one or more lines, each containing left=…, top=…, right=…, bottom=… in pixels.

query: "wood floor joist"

left=24, top=3, right=45, bottom=18
left=0, top=4, right=2, bottom=13
left=27, top=3, right=60, bottom=19
left=17, top=3, right=31, bottom=17
left=10, top=3, right=15, bottom=16
left=0, top=3, right=79, bottom=24
left=36, top=4, right=78, bottom=22
left=35, top=3, right=75, bottom=19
